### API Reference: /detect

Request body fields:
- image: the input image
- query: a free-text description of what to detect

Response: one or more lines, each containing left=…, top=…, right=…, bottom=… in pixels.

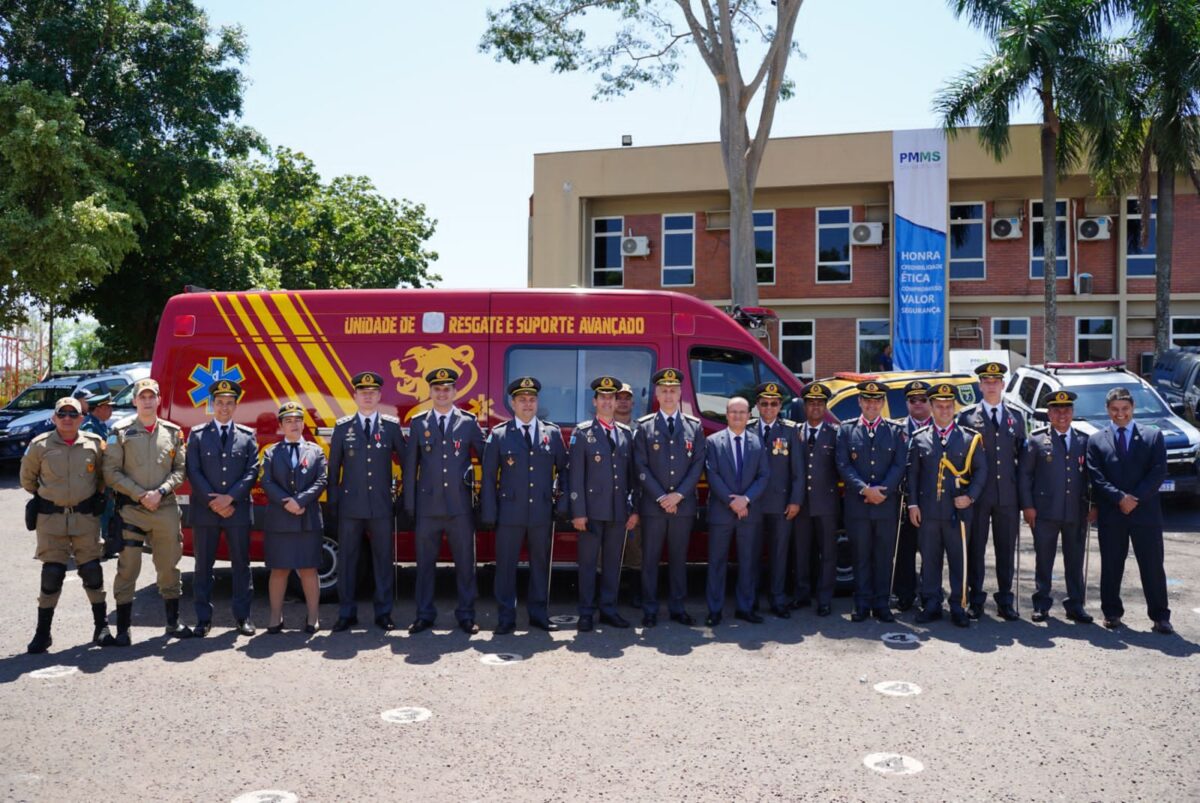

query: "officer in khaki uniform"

left=20, top=396, right=114, bottom=653
left=103, top=377, right=192, bottom=644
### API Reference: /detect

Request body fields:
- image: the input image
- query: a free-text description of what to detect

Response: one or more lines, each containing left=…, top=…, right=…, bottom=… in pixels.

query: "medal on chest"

left=506, top=455, right=515, bottom=467
left=375, top=431, right=382, bottom=449
left=453, top=439, right=462, bottom=457
left=685, top=438, right=693, bottom=458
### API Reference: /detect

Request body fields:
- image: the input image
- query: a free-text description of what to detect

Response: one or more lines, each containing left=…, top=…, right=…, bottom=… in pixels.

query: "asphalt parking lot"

left=0, top=468, right=1197, bottom=802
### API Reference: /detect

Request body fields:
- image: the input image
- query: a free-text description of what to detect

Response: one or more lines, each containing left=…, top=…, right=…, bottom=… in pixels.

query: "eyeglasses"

left=758, top=401, right=781, bottom=407
left=56, top=411, right=80, bottom=419
left=907, top=397, right=929, bottom=404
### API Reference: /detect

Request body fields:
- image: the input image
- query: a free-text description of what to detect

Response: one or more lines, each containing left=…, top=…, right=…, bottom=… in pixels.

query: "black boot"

left=91, top=601, right=115, bottom=646
left=112, top=602, right=133, bottom=646
left=164, top=598, right=193, bottom=639
left=27, top=607, right=54, bottom=654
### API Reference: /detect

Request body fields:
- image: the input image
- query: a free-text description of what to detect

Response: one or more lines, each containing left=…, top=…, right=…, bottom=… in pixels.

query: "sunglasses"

left=907, top=397, right=929, bottom=404
left=56, top=411, right=81, bottom=419
left=758, top=400, right=781, bottom=407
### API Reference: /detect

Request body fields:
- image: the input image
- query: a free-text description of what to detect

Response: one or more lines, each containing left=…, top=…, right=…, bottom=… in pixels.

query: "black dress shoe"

left=304, top=621, right=319, bottom=634
left=951, top=609, right=970, bottom=628
left=916, top=607, right=942, bottom=624
left=1065, top=609, right=1094, bottom=624
left=669, top=611, right=694, bottom=626
left=164, top=622, right=194, bottom=639
left=1031, top=610, right=1049, bottom=623
left=873, top=608, right=895, bottom=623
left=331, top=616, right=358, bottom=632
left=494, top=621, right=516, bottom=635
left=895, top=598, right=915, bottom=613
left=267, top=621, right=284, bottom=634
left=529, top=617, right=558, bottom=632
left=459, top=619, right=480, bottom=635
left=577, top=615, right=594, bottom=632
left=770, top=605, right=792, bottom=619
left=816, top=604, right=832, bottom=617
left=407, top=618, right=434, bottom=634
left=967, top=603, right=984, bottom=620
left=705, top=612, right=722, bottom=627
left=998, top=604, right=1020, bottom=621
left=850, top=609, right=869, bottom=623
left=375, top=615, right=396, bottom=632
left=642, top=614, right=657, bottom=628
left=735, top=610, right=764, bottom=624
left=1103, top=617, right=1123, bottom=630
left=1152, top=620, right=1175, bottom=635
left=236, top=619, right=256, bottom=636
left=193, top=621, right=212, bottom=638
left=599, top=612, right=630, bottom=628
left=790, top=598, right=812, bottom=610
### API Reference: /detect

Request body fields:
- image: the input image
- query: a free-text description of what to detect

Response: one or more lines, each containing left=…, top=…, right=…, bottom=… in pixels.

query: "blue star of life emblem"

left=188, top=358, right=245, bottom=412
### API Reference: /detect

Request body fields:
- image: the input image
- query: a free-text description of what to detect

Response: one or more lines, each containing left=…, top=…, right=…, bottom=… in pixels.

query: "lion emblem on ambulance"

left=390, top=343, right=489, bottom=421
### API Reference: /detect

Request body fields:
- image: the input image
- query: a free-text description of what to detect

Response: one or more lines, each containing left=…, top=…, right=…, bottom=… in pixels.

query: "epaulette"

left=410, top=410, right=430, bottom=421
left=637, top=413, right=656, bottom=423
left=79, top=430, right=104, bottom=442
left=158, top=419, right=181, bottom=430
left=776, top=418, right=796, bottom=427
left=235, top=422, right=254, bottom=434
left=112, top=418, right=135, bottom=432
left=957, top=404, right=980, bottom=417
left=457, top=409, right=477, bottom=419
left=888, top=417, right=906, bottom=427
left=1030, top=425, right=1050, bottom=436
left=379, top=414, right=400, bottom=424
left=28, top=431, right=52, bottom=448
left=539, top=418, right=559, bottom=429
left=683, top=414, right=700, bottom=424
left=615, top=421, right=632, bottom=432
left=959, top=424, right=980, bottom=437
left=576, top=420, right=594, bottom=430
left=912, top=424, right=932, bottom=436
left=336, top=414, right=355, bottom=425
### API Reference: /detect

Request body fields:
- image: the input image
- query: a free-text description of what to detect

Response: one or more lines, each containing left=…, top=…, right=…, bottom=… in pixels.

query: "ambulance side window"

left=689, top=346, right=792, bottom=424
left=505, top=347, right=655, bottom=424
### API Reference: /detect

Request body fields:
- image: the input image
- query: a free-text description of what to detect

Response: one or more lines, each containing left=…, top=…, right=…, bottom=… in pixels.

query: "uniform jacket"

left=480, top=418, right=568, bottom=527
left=80, top=416, right=110, bottom=440
left=1086, top=423, right=1167, bottom=527
left=704, top=428, right=770, bottom=525
left=21, top=430, right=106, bottom=506
left=893, top=416, right=931, bottom=498
left=798, top=421, right=840, bottom=518
left=632, top=411, right=706, bottom=518
left=328, top=412, right=405, bottom=520
left=836, top=418, right=907, bottom=520
left=906, top=424, right=987, bottom=521
left=748, top=416, right=804, bottom=514
left=568, top=419, right=636, bottom=522
left=185, top=419, right=259, bottom=527
left=1019, top=426, right=1090, bottom=523
left=260, top=438, right=327, bottom=532
left=102, top=417, right=186, bottom=505
left=403, top=407, right=484, bottom=518
left=958, top=403, right=1026, bottom=508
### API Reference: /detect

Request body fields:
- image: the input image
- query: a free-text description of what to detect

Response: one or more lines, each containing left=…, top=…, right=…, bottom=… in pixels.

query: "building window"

left=1076, top=317, right=1115, bottom=362
left=1030, top=200, right=1069, bottom=279
left=857, top=319, right=891, bottom=372
left=817, top=207, right=852, bottom=283
left=1126, top=197, right=1157, bottom=278
left=991, top=317, right=1030, bottom=359
left=662, top=213, right=695, bottom=286
left=1172, top=317, right=1200, bottom=348
left=949, top=202, right=986, bottom=280
left=592, top=217, right=624, bottom=287
left=755, top=210, right=776, bottom=285
left=780, top=320, right=815, bottom=381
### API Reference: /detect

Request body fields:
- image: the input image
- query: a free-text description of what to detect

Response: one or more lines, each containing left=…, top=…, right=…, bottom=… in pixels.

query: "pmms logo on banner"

left=892, top=129, right=948, bottom=371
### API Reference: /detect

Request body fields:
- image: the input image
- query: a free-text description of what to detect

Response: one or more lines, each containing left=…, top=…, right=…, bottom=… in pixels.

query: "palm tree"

left=936, top=0, right=1124, bottom=362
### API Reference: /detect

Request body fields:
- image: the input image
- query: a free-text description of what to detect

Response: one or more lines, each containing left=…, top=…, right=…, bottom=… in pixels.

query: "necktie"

left=438, top=415, right=446, bottom=437
left=667, top=415, right=675, bottom=438
left=762, top=423, right=771, bottom=445
left=1117, top=426, right=1128, bottom=456
left=990, top=408, right=1000, bottom=430
left=606, top=425, right=615, bottom=450
left=363, top=417, right=372, bottom=441
left=523, top=424, right=533, bottom=449
left=287, top=442, right=299, bottom=467
left=807, top=427, right=816, bottom=448
left=1055, top=431, right=1067, bottom=457
left=219, top=425, right=228, bottom=451
left=734, top=434, right=744, bottom=483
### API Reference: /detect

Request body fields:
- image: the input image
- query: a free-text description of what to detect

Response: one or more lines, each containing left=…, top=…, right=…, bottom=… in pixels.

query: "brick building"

left=528, top=126, right=1200, bottom=380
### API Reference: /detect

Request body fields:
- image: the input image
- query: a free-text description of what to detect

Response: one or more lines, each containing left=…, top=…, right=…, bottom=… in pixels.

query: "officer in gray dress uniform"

left=908, top=383, right=987, bottom=627
left=632, top=367, right=705, bottom=628
left=480, top=376, right=568, bottom=634
left=328, top=371, right=406, bottom=632
left=404, top=367, right=486, bottom=635
left=793, top=382, right=840, bottom=616
left=891, top=380, right=933, bottom=612
left=750, top=381, right=803, bottom=618
left=958, top=362, right=1026, bottom=620
left=569, top=375, right=639, bottom=632
left=1019, top=390, right=1094, bottom=623
left=836, top=381, right=907, bottom=623
left=185, top=379, right=260, bottom=637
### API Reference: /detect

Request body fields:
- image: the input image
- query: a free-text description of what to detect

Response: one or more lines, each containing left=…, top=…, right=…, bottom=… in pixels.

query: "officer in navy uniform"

left=750, top=381, right=803, bottom=618
left=569, top=375, right=639, bottom=632
left=404, top=367, right=486, bottom=634
left=908, top=383, right=987, bottom=627
left=891, top=380, right=933, bottom=612
left=632, top=367, right=706, bottom=628
left=958, top=362, right=1026, bottom=620
left=836, top=381, right=907, bottom=623
left=1019, top=390, right=1094, bottom=623
left=794, top=382, right=840, bottom=616
left=480, top=376, right=568, bottom=634
left=328, top=370, right=406, bottom=632
left=184, top=379, right=260, bottom=636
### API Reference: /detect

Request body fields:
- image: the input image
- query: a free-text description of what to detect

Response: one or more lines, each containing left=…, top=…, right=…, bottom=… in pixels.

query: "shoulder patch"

left=379, top=414, right=400, bottom=424
left=777, top=418, right=797, bottom=427
left=615, top=421, right=632, bottom=432
left=235, top=423, right=255, bottom=433
left=913, top=424, right=932, bottom=435
left=336, top=414, right=355, bottom=425
left=637, top=413, right=656, bottom=423
left=576, top=420, right=593, bottom=430
left=683, top=414, right=700, bottom=424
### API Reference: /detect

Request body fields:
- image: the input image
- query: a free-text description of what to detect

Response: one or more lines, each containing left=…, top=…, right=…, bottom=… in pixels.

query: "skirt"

left=264, top=529, right=323, bottom=570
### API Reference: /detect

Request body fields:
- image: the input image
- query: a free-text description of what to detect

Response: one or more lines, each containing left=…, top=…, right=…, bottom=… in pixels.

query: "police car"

left=1004, top=360, right=1200, bottom=496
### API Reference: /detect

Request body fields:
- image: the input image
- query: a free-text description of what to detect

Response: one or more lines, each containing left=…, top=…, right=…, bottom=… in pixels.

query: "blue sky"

left=198, top=1, right=1040, bottom=289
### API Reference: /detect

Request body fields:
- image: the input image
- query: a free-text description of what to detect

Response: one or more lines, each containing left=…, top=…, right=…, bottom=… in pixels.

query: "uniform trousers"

left=577, top=519, right=625, bottom=617
left=338, top=515, right=396, bottom=620
left=968, top=501, right=1019, bottom=607
left=494, top=523, right=552, bottom=626
left=794, top=512, right=838, bottom=606
left=919, top=517, right=968, bottom=612
left=1031, top=518, right=1087, bottom=614
left=847, top=516, right=897, bottom=611
left=113, top=505, right=183, bottom=605
left=414, top=513, right=477, bottom=623
left=192, top=524, right=252, bottom=623
left=640, top=514, right=690, bottom=616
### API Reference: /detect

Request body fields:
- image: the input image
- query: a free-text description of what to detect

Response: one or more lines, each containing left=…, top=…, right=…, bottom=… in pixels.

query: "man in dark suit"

left=836, top=381, right=907, bottom=623
left=329, top=371, right=406, bottom=632
left=958, top=362, right=1026, bottom=620
left=480, top=377, right=568, bottom=634
left=404, top=367, right=486, bottom=634
left=569, top=376, right=639, bottom=632
left=1019, top=390, right=1094, bottom=623
left=750, top=381, right=803, bottom=618
left=184, top=380, right=260, bottom=637
left=908, top=383, right=987, bottom=627
left=891, top=380, right=932, bottom=613
left=703, top=396, right=770, bottom=626
left=1085, top=386, right=1173, bottom=634
left=632, top=367, right=706, bottom=628
left=794, top=382, right=840, bottom=616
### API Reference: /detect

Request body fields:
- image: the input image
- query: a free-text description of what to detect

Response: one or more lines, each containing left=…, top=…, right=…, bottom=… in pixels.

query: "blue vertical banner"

left=892, top=129, right=948, bottom=371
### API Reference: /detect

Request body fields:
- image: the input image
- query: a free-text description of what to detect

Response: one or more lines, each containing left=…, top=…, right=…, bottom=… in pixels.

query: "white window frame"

left=1125, top=195, right=1157, bottom=278
left=856, top=318, right=890, bottom=372
left=778, top=319, right=815, bottom=381
left=990, top=317, right=1031, bottom=358
left=1075, top=316, right=1117, bottom=362
left=1170, top=316, right=1200, bottom=348
left=816, top=206, right=853, bottom=284
left=1028, top=199, right=1070, bottom=280
left=948, top=201, right=987, bottom=281
left=660, top=213, right=696, bottom=288
left=755, top=209, right=776, bottom=286
left=591, top=215, right=624, bottom=288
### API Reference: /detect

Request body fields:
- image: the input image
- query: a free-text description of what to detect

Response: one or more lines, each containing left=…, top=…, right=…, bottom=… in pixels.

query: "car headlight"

left=7, top=424, right=30, bottom=436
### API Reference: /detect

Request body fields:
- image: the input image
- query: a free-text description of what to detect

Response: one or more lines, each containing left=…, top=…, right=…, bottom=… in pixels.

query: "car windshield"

left=4, top=386, right=74, bottom=411
left=111, top=383, right=135, bottom=408
left=1068, top=382, right=1170, bottom=419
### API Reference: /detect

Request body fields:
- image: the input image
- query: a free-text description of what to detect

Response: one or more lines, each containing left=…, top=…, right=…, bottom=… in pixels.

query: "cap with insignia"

left=802, top=382, right=832, bottom=400
left=209, top=379, right=242, bottom=398
left=507, top=376, right=541, bottom=397
left=904, top=380, right=931, bottom=398
left=424, top=368, right=459, bottom=387
left=651, top=367, right=682, bottom=387
left=85, top=392, right=112, bottom=407
left=277, top=401, right=305, bottom=420
left=132, top=377, right=160, bottom=396
left=929, top=383, right=958, bottom=401
left=975, top=362, right=1008, bottom=378
left=590, top=375, right=620, bottom=394
left=352, top=371, right=384, bottom=390
left=55, top=396, right=82, bottom=414
left=617, top=383, right=634, bottom=397
left=755, top=381, right=784, bottom=400
left=1042, top=389, right=1077, bottom=407
left=856, top=381, right=885, bottom=399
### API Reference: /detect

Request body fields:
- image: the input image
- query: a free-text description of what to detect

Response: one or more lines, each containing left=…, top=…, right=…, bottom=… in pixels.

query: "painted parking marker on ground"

left=231, top=792, right=299, bottom=803
left=863, top=753, right=924, bottom=775
left=1192, top=607, right=1200, bottom=615
left=880, top=632, right=920, bottom=648
left=481, top=652, right=525, bottom=665
left=548, top=614, right=579, bottom=625
left=874, top=681, right=922, bottom=697
left=28, top=665, right=78, bottom=679
left=380, top=707, right=432, bottom=724
left=1166, top=578, right=1182, bottom=587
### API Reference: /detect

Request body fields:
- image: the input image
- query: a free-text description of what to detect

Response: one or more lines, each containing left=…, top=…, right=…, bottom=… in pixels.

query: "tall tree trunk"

left=1040, top=92, right=1059, bottom=363
left=720, top=108, right=759, bottom=308
left=47, top=304, right=55, bottom=376
left=1154, top=164, right=1174, bottom=358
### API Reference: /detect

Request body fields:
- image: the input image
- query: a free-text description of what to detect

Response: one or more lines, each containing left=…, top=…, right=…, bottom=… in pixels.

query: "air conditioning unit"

left=990, top=217, right=1022, bottom=240
left=620, top=235, right=650, bottom=257
left=1077, top=216, right=1112, bottom=241
left=850, top=222, right=883, bottom=246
